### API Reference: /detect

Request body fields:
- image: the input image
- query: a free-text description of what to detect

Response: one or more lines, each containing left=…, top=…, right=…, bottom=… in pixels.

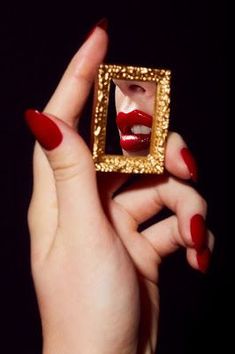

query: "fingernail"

left=86, top=17, right=108, bottom=39
left=181, top=147, right=198, bottom=182
left=196, top=248, right=211, bottom=273
left=24, top=109, right=63, bottom=150
left=190, top=214, right=207, bottom=250
left=96, top=17, right=109, bottom=31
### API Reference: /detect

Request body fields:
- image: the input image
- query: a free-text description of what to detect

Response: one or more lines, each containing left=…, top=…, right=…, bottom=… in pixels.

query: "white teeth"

left=130, top=125, right=152, bottom=134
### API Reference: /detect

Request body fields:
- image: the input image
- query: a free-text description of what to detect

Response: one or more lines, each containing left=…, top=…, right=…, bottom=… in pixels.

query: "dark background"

left=1, top=1, right=227, bottom=353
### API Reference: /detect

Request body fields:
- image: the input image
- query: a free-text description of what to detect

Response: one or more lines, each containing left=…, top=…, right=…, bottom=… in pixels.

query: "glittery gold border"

left=91, top=64, right=171, bottom=174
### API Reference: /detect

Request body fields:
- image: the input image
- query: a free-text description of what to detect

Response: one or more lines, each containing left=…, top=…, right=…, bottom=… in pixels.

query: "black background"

left=0, top=1, right=227, bottom=353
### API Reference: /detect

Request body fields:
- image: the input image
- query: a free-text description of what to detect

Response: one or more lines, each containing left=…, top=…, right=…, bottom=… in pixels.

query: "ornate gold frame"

left=91, top=64, right=171, bottom=174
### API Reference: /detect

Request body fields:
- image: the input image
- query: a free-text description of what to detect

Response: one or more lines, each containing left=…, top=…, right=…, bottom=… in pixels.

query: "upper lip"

left=116, top=110, right=152, bottom=134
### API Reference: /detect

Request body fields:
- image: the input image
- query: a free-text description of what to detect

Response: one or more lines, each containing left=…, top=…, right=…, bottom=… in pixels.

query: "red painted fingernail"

left=96, top=17, right=108, bottom=31
left=24, top=109, right=63, bottom=150
left=181, top=147, right=198, bottom=182
left=196, top=248, right=211, bottom=273
left=86, top=17, right=108, bottom=39
left=190, top=214, right=207, bottom=250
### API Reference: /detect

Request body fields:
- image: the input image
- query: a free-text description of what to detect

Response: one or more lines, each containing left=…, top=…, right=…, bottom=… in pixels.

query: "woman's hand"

left=25, top=24, right=214, bottom=354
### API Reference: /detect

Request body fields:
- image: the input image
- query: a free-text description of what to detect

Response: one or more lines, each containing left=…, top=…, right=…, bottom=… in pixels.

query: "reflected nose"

left=113, top=79, right=155, bottom=98
left=114, top=79, right=156, bottom=115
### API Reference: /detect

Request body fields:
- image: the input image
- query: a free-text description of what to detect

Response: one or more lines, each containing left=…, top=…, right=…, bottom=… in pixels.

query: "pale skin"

left=28, top=27, right=214, bottom=353
left=114, top=79, right=156, bottom=156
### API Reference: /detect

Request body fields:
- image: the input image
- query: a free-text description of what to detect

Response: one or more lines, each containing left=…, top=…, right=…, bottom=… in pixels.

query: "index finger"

left=29, top=25, right=108, bottom=253
left=45, top=25, right=108, bottom=126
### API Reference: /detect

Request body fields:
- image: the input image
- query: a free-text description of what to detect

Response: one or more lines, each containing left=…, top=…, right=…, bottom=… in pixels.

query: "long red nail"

left=86, top=17, right=108, bottom=39
left=190, top=214, right=207, bottom=250
left=197, top=248, right=211, bottom=273
left=24, top=109, right=63, bottom=150
left=181, top=147, right=198, bottom=182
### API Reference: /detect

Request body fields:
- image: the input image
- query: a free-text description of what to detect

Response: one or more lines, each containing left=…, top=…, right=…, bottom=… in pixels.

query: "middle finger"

left=114, top=175, right=207, bottom=247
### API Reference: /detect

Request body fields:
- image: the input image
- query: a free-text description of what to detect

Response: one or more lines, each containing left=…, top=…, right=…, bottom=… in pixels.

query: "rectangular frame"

left=91, top=64, right=171, bottom=174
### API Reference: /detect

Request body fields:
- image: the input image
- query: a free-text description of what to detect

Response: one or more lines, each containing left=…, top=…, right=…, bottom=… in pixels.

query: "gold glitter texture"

left=91, top=64, right=171, bottom=174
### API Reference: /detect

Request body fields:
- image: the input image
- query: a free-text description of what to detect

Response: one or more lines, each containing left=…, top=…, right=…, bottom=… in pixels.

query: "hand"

left=25, top=25, right=214, bottom=354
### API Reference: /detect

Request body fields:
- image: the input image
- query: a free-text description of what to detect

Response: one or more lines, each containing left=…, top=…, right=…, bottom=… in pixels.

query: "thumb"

left=25, top=109, right=104, bottom=230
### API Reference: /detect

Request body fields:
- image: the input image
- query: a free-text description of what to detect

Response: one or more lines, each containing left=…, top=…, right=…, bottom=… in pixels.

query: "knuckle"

left=48, top=145, right=82, bottom=182
left=178, top=185, right=208, bottom=213
left=167, top=131, right=184, bottom=144
left=169, top=131, right=180, bottom=140
left=72, top=66, right=93, bottom=85
left=198, top=196, right=208, bottom=212
left=189, top=189, right=208, bottom=212
left=53, top=160, right=80, bottom=182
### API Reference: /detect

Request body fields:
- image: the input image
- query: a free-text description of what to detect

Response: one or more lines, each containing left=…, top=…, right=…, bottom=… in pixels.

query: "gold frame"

left=91, top=64, right=171, bottom=174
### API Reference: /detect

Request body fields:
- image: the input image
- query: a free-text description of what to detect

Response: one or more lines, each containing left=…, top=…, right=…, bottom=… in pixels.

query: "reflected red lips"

left=116, top=110, right=152, bottom=152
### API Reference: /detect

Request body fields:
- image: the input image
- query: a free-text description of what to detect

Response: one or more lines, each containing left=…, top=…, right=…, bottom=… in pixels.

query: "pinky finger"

left=142, top=216, right=215, bottom=273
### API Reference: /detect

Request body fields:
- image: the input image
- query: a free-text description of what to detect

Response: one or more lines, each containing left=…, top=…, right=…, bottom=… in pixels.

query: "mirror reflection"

left=106, top=79, right=156, bottom=157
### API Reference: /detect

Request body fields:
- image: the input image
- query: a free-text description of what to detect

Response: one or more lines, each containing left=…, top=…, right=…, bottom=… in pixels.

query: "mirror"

left=91, top=64, right=171, bottom=174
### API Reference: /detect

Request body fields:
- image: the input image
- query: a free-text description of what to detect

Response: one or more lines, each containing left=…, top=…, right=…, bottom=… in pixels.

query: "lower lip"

left=120, top=134, right=151, bottom=152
